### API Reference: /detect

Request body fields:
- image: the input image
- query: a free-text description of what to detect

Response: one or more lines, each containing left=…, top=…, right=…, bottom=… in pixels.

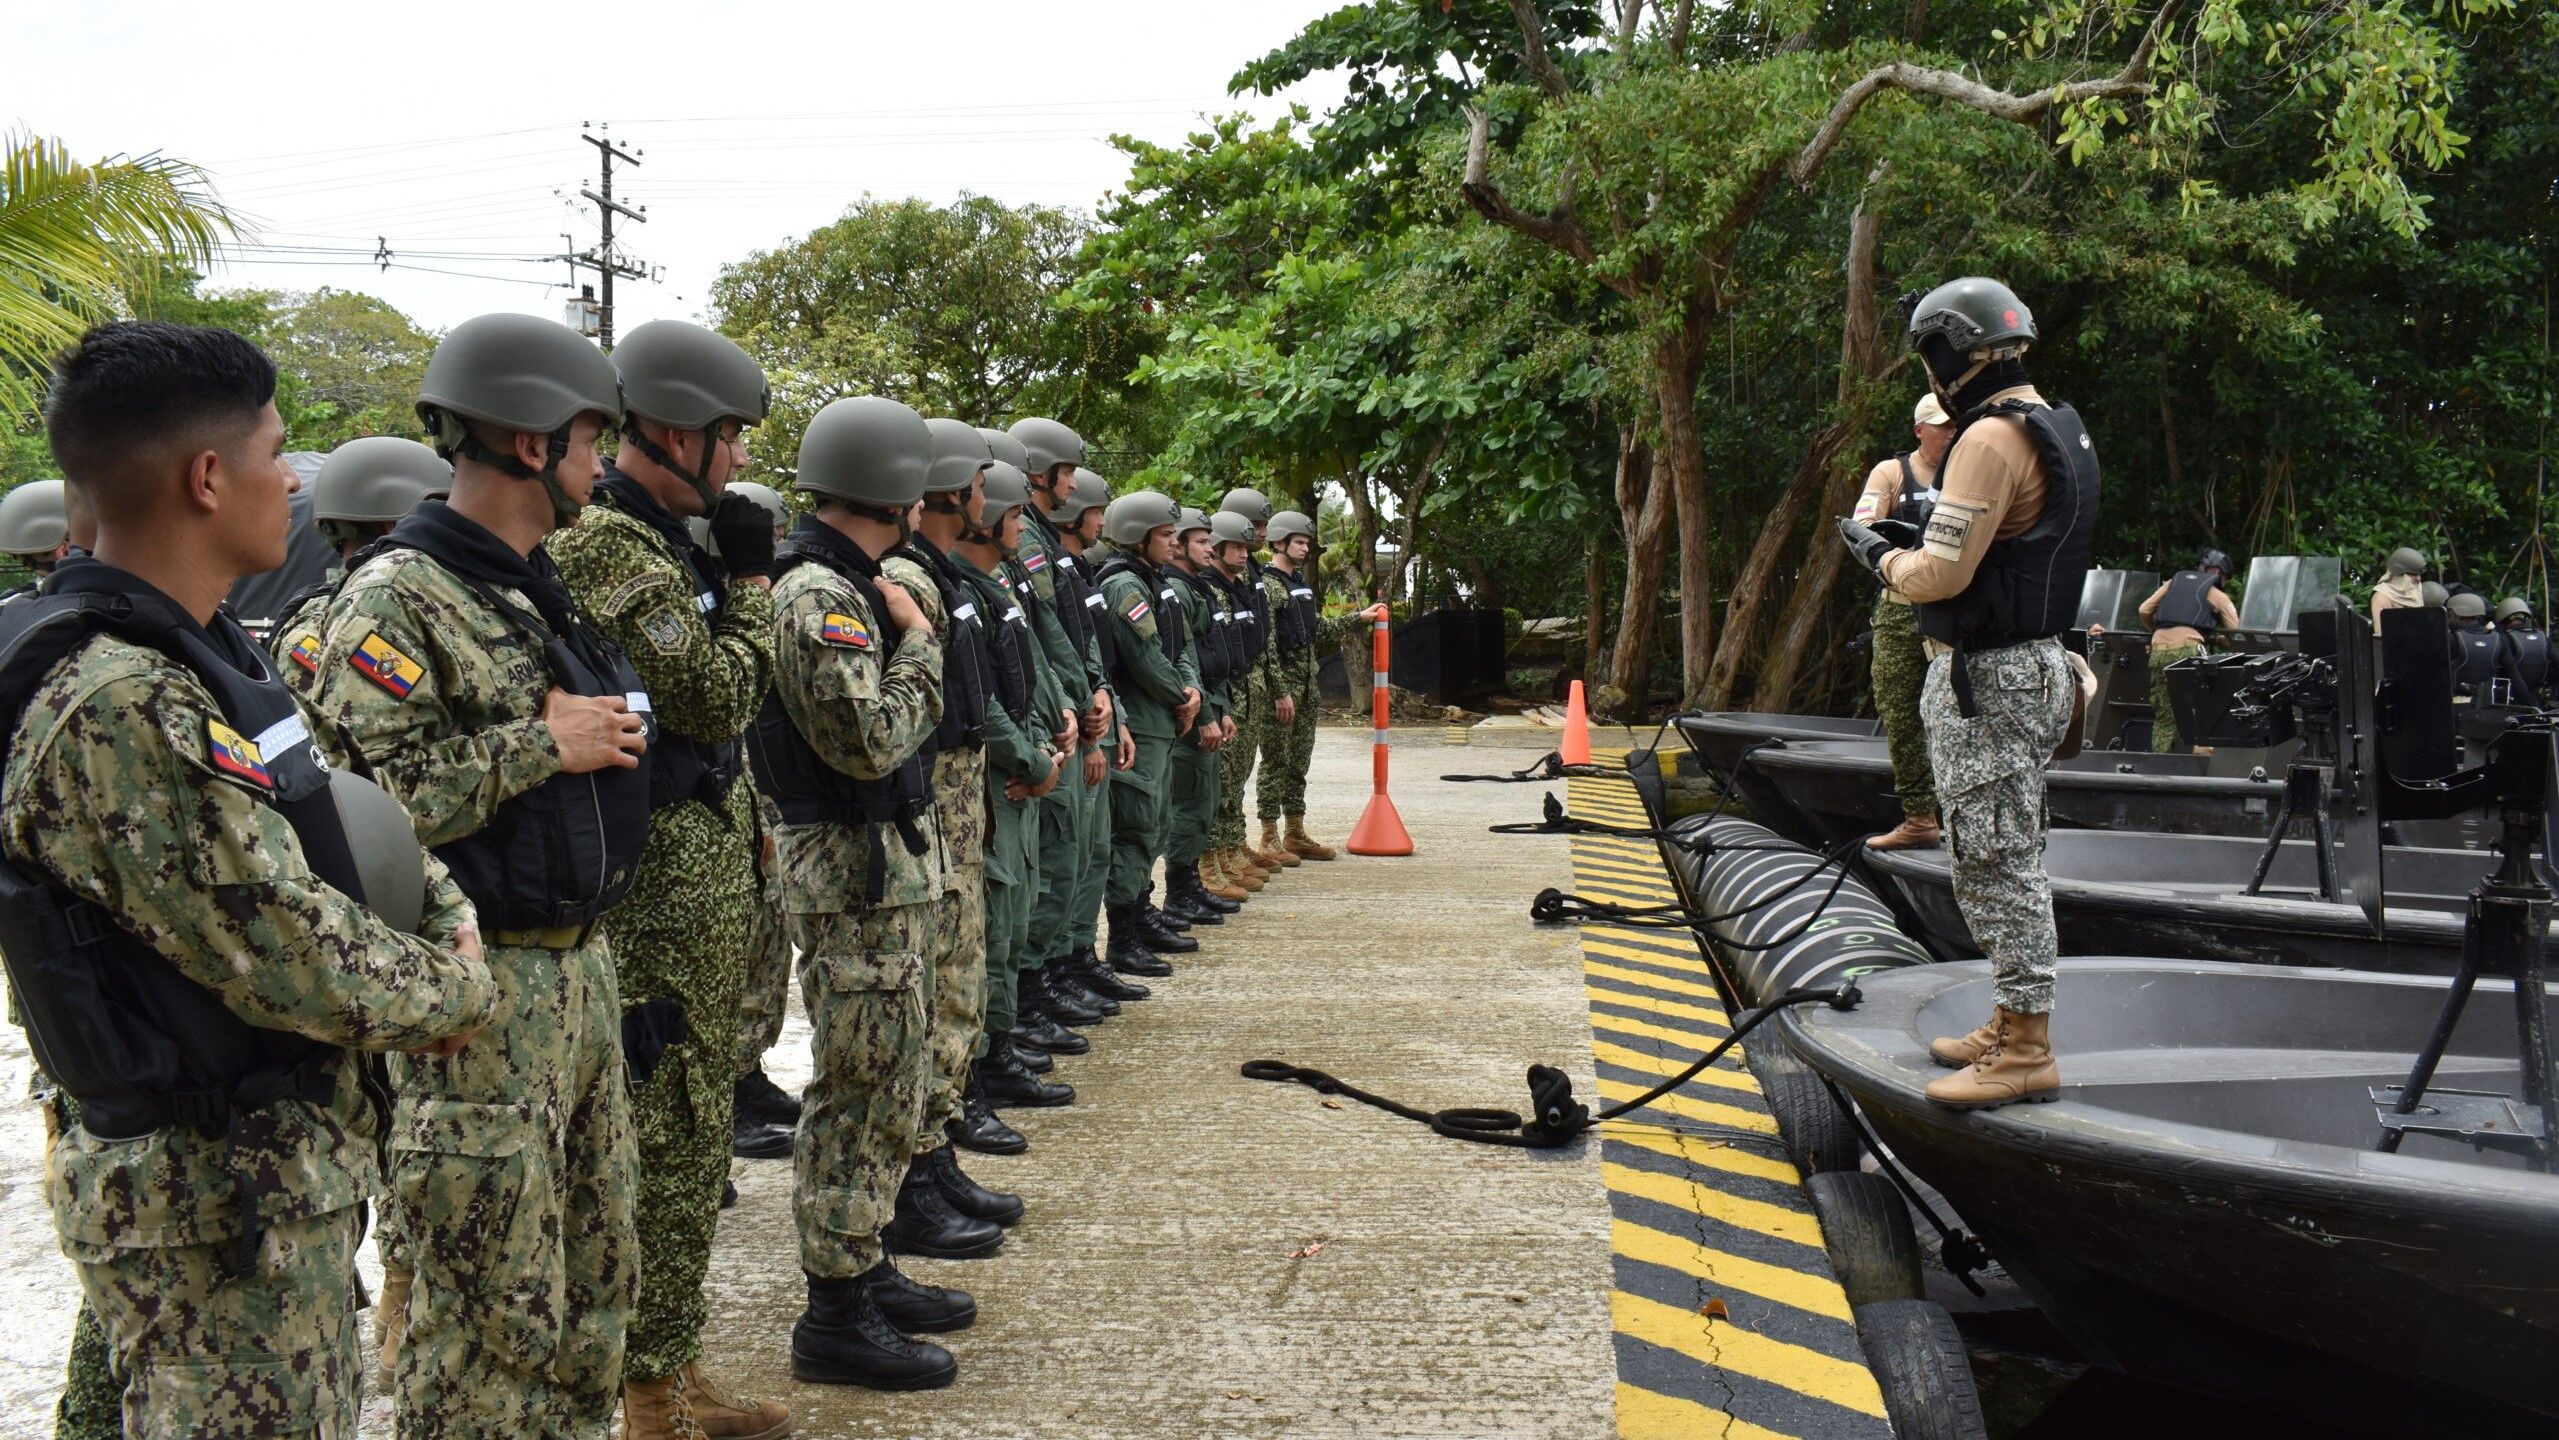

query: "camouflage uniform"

left=548, top=483, right=774, bottom=1385
left=1098, top=549, right=1197, bottom=906
left=1214, top=564, right=1269, bottom=855
left=2147, top=641, right=2203, bottom=752
left=1016, top=519, right=1105, bottom=983
left=881, top=551, right=987, bottom=1151
left=1257, top=564, right=1320, bottom=823
left=1919, top=640, right=2076, bottom=1014
left=269, top=575, right=339, bottom=699
left=3, top=629, right=492, bottom=1438
left=769, top=543, right=944, bottom=1279
left=735, top=782, right=793, bottom=1073
left=1868, top=595, right=1937, bottom=818
left=312, top=543, right=638, bottom=1437
left=962, top=554, right=1066, bottom=1043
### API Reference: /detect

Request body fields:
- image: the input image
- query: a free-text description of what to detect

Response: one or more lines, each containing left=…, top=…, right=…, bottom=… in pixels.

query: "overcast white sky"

left=8, top=0, right=1354, bottom=333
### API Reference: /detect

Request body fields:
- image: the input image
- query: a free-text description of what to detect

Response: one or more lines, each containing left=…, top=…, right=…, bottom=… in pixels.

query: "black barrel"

left=1669, top=815, right=1931, bottom=1005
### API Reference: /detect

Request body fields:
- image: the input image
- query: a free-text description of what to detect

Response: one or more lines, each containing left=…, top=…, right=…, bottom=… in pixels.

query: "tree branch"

left=1790, top=0, right=2184, bottom=187
left=1612, top=0, right=1646, bottom=58
left=1506, top=0, right=1573, bottom=98
left=1669, top=0, right=1698, bottom=61
left=1461, top=106, right=1606, bottom=273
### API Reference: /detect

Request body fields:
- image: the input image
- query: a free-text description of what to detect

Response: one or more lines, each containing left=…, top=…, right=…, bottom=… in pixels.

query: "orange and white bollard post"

left=1345, top=603, right=1414, bottom=856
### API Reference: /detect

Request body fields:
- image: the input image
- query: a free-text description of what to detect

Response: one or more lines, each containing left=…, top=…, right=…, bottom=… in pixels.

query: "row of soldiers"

left=0, top=313, right=1334, bottom=1440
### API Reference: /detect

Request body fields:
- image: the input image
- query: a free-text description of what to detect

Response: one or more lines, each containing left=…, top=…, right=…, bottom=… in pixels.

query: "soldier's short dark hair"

left=43, top=322, right=277, bottom=510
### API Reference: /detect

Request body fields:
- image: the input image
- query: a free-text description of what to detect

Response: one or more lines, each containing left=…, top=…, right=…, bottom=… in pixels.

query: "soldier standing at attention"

left=2136, top=549, right=2241, bottom=752
left=758, top=397, right=968, bottom=1390
left=1851, top=393, right=1954, bottom=851
left=311, top=313, right=652, bottom=1437
left=1258, top=510, right=1335, bottom=862
left=7, top=321, right=493, bottom=1435
left=1837, top=277, right=2099, bottom=1112
left=1162, top=506, right=1241, bottom=924
left=544, top=320, right=790, bottom=1439
left=953, top=459, right=1073, bottom=1153
left=1216, top=489, right=1291, bottom=884
left=269, top=438, right=452, bottom=698
left=879, top=420, right=1019, bottom=1254
left=1095, top=493, right=1204, bottom=972
left=1200, top=509, right=1269, bottom=901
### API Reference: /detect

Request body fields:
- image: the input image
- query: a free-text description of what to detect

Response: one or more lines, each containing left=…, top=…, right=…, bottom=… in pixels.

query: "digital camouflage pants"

left=44, top=1090, right=122, bottom=1440
left=69, top=1204, right=364, bottom=1438
left=388, top=936, right=636, bottom=1439
left=792, top=902, right=930, bottom=1279
left=1921, top=640, right=2076, bottom=1016
left=919, top=871, right=987, bottom=1149
left=2149, top=641, right=2203, bottom=752
left=735, top=856, right=793, bottom=1077
left=1869, top=596, right=1938, bottom=819
left=1258, top=647, right=1320, bottom=821
left=1215, top=670, right=1263, bottom=851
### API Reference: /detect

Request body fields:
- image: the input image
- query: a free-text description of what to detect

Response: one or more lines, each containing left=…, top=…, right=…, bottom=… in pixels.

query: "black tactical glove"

left=1837, top=516, right=1920, bottom=578
left=620, top=997, right=691, bottom=1089
left=708, top=493, right=778, bottom=579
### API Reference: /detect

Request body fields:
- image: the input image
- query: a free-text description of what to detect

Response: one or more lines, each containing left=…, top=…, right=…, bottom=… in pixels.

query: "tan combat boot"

left=621, top=1372, right=708, bottom=1440
left=1200, top=856, right=1249, bottom=902
left=374, top=1265, right=411, bottom=1393
left=1865, top=814, right=1942, bottom=851
left=1258, top=819, right=1303, bottom=868
left=1927, top=1012, right=2002, bottom=1069
left=1222, top=846, right=1269, bottom=890
left=1284, top=817, right=1337, bottom=861
left=1923, top=1009, right=2060, bottom=1110
left=679, top=1361, right=791, bottom=1440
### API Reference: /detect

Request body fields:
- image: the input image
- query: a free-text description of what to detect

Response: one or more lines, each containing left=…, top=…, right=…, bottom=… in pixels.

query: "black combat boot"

left=859, top=1259, right=977, bottom=1333
left=1016, top=971, right=1094, bottom=1050
left=732, top=1108, right=796, bottom=1160
left=1163, top=868, right=1225, bottom=925
left=1049, top=958, right=1121, bottom=1017
left=735, top=1065, right=802, bottom=1126
left=925, top=1142, right=1024, bottom=1226
left=1107, top=906, right=1176, bottom=977
left=792, top=1273, right=957, bottom=1390
left=948, top=1073, right=1027, bottom=1156
left=1075, top=947, right=1150, bottom=1002
left=886, top=1158, right=1004, bottom=1259
left=1137, top=899, right=1200, bottom=954
left=1039, top=961, right=1110, bottom=1025
left=976, top=1044, right=1074, bottom=1108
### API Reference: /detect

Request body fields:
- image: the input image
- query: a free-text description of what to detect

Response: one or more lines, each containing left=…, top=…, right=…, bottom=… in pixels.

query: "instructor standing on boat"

left=1836, top=277, right=2098, bottom=1111
left=1852, top=392, right=1955, bottom=852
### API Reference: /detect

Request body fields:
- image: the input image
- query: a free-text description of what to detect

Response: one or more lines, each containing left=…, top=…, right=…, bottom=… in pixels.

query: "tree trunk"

left=1656, top=335, right=1716, bottom=706
left=1583, top=529, right=1608, bottom=680
left=1604, top=435, right=1672, bottom=711
left=1703, top=437, right=1840, bottom=708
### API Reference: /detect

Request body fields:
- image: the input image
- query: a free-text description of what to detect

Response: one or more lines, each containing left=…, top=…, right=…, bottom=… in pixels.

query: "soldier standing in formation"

left=545, top=320, right=791, bottom=1437
left=718, top=480, right=806, bottom=1164
left=7, top=321, right=494, bottom=1434
left=268, top=437, right=453, bottom=693
left=1094, top=492, right=1204, bottom=972
left=2137, top=549, right=2241, bottom=751
left=1258, top=510, right=1335, bottom=863
left=1838, top=276, right=2099, bottom=1111
left=1852, top=393, right=1953, bottom=851
left=0, top=477, right=73, bottom=595
left=1214, top=490, right=1296, bottom=885
left=1162, top=507, right=1243, bottom=923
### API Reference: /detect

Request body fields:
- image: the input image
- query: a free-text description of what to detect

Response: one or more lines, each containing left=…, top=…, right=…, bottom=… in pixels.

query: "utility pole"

left=577, top=123, right=649, bottom=349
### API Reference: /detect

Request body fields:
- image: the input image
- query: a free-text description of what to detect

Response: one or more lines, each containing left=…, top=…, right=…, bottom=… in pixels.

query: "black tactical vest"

left=1028, top=512, right=1108, bottom=682
left=1227, top=564, right=1270, bottom=665
left=892, top=535, right=989, bottom=756
left=1271, top=565, right=1319, bottom=652
left=2150, top=569, right=2224, bottom=635
left=1915, top=400, right=2101, bottom=655
left=2454, top=623, right=2501, bottom=691
left=381, top=506, right=654, bottom=932
left=0, top=567, right=364, bottom=1168
left=1175, top=568, right=1231, bottom=690
left=750, top=518, right=931, bottom=903
left=1891, top=455, right=1934, bottom=526
left=978, top=561, right=1037, bottom=725
left=590, top=475, right=742, bottom=809
left=1096, top=554, right=1188, bottom=687
left=2504, top=626, right=2552, bottom=698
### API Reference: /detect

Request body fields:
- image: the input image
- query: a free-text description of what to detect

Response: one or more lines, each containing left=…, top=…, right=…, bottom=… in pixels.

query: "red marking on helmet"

left=2003, top=308, right=2020, bottom=327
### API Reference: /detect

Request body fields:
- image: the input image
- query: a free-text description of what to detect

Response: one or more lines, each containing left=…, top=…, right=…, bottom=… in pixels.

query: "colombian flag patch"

left=820, top=612, right=872, bottom=649
left=206, top=720, right=271, bottom=787
left=351, top=631, right=424, bottom=698
left=286, top=631, right=323, bottom=673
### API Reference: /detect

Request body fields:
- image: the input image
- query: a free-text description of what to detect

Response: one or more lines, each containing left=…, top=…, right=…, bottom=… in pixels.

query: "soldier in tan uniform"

left=2372, top=548, right=2428, bottom=626
left=2136, top=551, right=2242, bottom=751
left=1851, top=392, right=1954, bottom=850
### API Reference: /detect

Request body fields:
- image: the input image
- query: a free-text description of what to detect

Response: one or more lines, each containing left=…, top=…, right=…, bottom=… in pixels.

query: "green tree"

left=254, top=287, right=437, bottom=450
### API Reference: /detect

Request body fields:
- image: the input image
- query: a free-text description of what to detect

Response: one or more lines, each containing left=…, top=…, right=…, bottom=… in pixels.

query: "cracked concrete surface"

left=0, top=730, right=1620, bottom=1439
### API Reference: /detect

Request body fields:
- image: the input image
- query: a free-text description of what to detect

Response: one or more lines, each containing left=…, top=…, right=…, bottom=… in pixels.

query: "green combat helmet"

left=924, top=418, right=995, bottom=496
left=972, top=461, right=1032, bottom=535
left=1266, top=509, right=1317, bottom=546
left=1009, top=417, right=1085, bottom=479
left=2420, top=581, right=2449, bottom=608
left=1102, top=490, right=1180, bottom=546
left=1904, top=277, right=2037, bottom=359
left=1208, top=511, right=1255, bottom=548
left=415, top=313, right=622, bottom=528
left=1050, top=467, right=1109, bottom=526
left=2497, top=597, right=2536, bottom=625
left=795, top=396, right=933, bottom=511
left=612, top=319, right=769, bottom=511
left=2450, top=592, right=2488, bottom=621
left=313, top=437, right=450, bottom=547
left=2386, top=548, right=2427, bottom=579
left=976, top=426, right=1031, bottom=472
left=1175, top=506, right=1212, bottom=539
left=0, top=478, right=69, bottom=560
left=1219, top=488, right=1273, bottom=526
left=687, top=479, right=790, bottom=559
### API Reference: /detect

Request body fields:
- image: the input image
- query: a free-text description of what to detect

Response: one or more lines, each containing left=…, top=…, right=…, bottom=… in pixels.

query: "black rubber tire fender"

left=1806, top=1169, right=1924, bottom=1306
left=1753, top=1055, right=1862, bottom=1175
left=1852, top=1299, right=1988, bottom=1440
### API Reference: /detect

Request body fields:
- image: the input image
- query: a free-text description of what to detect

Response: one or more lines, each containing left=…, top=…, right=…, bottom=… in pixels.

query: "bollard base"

left=1347, top=791, right=1415, bottom=856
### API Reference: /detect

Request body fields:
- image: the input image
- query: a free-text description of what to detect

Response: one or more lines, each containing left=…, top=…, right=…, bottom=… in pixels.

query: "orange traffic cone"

left=1560, top=679, right=1593, bottom=766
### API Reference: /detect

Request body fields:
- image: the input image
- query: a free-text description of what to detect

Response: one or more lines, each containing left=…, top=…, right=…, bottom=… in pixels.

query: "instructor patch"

left=350, top=631, right=423, bottom=698
left=1922, top=502, right=1980, bottom=562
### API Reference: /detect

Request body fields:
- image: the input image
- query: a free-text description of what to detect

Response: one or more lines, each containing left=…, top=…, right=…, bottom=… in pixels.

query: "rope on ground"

left=1440, top=749, right=1618, bottom=783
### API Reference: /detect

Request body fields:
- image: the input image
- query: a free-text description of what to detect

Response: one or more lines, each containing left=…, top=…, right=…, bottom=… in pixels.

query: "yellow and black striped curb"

left=1566, top=769, right=1892, bottom=1440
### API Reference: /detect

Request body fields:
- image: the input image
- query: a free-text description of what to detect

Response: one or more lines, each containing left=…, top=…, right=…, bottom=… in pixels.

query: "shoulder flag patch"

left=206, top=720, right=271, bottom=787
left=286, top=631, right=323, bottom=673
left=821, top=612, right=873, bottom=649
left=1023, top=551, right=1048, bottom=574
left=1125, top=599, right=1152, bottom=622
left=351, top=631, right=423, bottom=698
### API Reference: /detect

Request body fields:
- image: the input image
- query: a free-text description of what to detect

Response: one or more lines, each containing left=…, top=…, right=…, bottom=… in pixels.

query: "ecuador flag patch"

left=206, top=720, right=270, bottom=787
left=351, top=631, right=424, bottom=698
left=820, top=612, right=872, bottom=649
left=286, top=631, right=323, bottom=673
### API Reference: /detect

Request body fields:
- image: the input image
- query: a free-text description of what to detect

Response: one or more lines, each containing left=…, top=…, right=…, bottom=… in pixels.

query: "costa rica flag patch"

left=1023, top=551, right=1048, bottom=574
left=821, top=612, right=872, bottom=648
left=286, top=631, right=323, bottom=673
left=206, top=720, right=271, bottom=787
left=350, top=631, right=423, bottom=698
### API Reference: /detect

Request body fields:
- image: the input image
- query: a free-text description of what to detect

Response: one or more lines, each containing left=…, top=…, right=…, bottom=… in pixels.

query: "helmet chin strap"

left=439, top=413, right=583, bottom=529
left=622, top=419, right=723, bottom=513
